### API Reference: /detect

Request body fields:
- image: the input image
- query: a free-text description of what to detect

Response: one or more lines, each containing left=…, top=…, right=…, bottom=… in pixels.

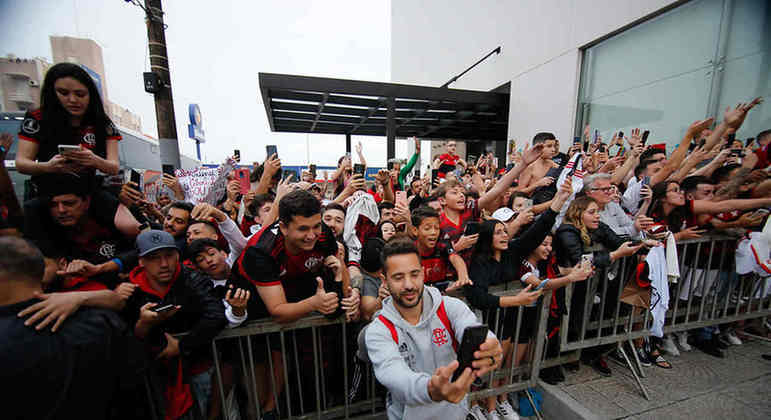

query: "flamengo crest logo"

left=305, top=256, right=323, bottom=270
left=83, top=132, right=96, bottom=146
left=432, top=328, right=449, bottom=347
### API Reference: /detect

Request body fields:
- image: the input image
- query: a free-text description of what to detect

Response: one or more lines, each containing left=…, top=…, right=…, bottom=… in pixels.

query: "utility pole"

left=144, top=0, right=181, bottom=169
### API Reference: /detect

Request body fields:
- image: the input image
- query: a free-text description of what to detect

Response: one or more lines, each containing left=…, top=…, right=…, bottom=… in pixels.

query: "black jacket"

left=554, top=221, right=625, bottom=269
left=124, top=264, right=227, bottom=357
left=465, top=208, right=558, bottom=310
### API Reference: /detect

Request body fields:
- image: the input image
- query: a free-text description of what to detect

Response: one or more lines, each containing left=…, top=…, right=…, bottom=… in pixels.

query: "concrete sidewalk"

left=552, top=339, right=771, bottom=419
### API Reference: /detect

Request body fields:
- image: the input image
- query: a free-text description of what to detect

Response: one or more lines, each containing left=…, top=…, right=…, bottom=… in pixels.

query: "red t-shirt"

left=439, top=198, right=481, bottom=261
left=437, top=153, right=460, bottom=176
left=417, top=239, right=457, bottom=284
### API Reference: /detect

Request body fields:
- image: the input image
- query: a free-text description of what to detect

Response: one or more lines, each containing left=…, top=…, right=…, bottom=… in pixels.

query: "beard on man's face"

left=391, top=284, right=424, bottom=309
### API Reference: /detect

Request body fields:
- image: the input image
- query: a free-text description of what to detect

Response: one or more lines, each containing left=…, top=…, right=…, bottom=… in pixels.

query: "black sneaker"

left=693, top=339, right=725, bottom=358
left=564, top=361, right=580, bottom=373
left=714, top=335, right=731, bottom=350
left=539, top=366, right=565, bottom=385
left=262, top=410, right=278, bottom=420
left=590, top=357, right=612, bottom=377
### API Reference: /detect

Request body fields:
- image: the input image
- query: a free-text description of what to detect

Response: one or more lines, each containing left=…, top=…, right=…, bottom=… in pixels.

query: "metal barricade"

left=204, top=285, right=553, bottom=420
left=151, top=234, right=770, bottom=417
left=548, top=234, right=771, bottom=399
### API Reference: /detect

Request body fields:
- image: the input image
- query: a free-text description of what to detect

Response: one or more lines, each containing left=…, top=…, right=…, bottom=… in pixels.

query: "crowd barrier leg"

left=617, top=342, right=650, bottom=400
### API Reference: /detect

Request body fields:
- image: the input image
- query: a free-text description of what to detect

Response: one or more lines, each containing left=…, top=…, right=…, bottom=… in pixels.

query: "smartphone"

left=151, top=303, right=176, bottom=313
left=464, top=221, right=480, bottom=236
left=266, top=144, right=278, bottom=159
left=130, top=169, right=142, bottom=189
left=730, top=148, right=745, bottom=158
left=593, top=129, right=599, bottom=144
left=233, top=149, right=241, bottom=162
left=628, top=240, right=643, bottom=247
left=413, top=169, right=420, bottom=178
left=573, top=136, right=581, bottom=145
left=162, top=164, right=175, bottom=176
left=309, top=164, right=317, bottom=178
left=282, top=169, right=295, bottom=181
left=353, top=163, right=365, bottom=176
left=698, top=139, right=706, bottom=148
left=727, top=133, right=736, bottom=144
left=597, top=144, right=607, bottom=153
left=641, top=175, right=651, bottom=186
left=395, top=190, right=407, bottom=207
left=617, top=131, right=624, bottom=139
left=752, top=208, right=770, bottom=218
left=57, top=144, right=81, bottom=154
left=581, top=254, right=593, bottom=271
left=534, top=278, right=550, bottom=291
left=568, top=155, right=583, bottom=176
left=452, top=325, right=489, bottom=381
left=431, top=169, right=440, bottom=185
left=387, top=160, right=395, bottom=170
left=641, top=130, right=650, bottom=146
left=582, top=140, right=589, bottom=153
left=745, top=137, right=755, bottom=148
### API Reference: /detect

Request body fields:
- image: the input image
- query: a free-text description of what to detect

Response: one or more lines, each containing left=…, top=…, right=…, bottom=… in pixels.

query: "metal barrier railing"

left=150, top=234, right=770, bottom=418
left=202, top=285, right=554, bottom=420
left=551, top=234, right=771, bottom=399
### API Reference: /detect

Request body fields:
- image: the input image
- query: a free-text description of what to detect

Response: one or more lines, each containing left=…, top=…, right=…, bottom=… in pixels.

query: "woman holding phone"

left=16, top=62, right=121, bottom=179
left=554, top=196, right=645, bottom=375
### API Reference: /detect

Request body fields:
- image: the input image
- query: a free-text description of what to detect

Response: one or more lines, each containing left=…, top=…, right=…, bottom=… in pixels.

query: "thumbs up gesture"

left=312, top=277, right=339, bottom=315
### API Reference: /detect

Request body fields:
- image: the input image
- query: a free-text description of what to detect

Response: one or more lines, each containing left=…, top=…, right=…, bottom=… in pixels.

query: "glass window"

left=577, top=0, right=769, bottom=151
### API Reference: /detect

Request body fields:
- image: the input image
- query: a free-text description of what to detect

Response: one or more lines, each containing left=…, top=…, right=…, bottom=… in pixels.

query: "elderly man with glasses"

left=582, top=173, right=653, bottom=239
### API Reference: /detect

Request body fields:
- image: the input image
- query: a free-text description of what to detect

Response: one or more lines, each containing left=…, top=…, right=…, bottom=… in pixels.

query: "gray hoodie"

left=365, top=286, right=493, bottom=420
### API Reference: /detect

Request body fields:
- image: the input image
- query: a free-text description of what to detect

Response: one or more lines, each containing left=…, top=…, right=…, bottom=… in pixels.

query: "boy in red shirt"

left=410, top=206, right=471, bottom=293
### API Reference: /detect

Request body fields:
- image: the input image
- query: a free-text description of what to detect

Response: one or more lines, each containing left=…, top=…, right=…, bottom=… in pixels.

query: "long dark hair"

left=647, top=180, right=687, bottom=232
left=471, top=219, right=504, bottom=264
left=39, top=63, right=112, bottom=156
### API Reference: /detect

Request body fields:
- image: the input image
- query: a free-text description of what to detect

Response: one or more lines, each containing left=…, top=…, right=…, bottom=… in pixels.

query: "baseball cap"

left=136, top=229, right=178, bottom=257
left=491, top=207, right=516, bottom=222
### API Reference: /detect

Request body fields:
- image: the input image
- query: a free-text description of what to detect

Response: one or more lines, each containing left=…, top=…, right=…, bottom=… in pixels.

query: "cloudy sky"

left=1, top=0, right=404, bottom=166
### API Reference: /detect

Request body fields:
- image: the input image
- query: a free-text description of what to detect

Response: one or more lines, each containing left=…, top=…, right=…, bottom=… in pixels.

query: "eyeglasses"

left=591, top=187, right=614, bottom=193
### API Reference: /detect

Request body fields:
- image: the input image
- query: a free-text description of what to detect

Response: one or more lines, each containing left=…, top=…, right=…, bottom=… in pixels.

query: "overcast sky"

left=0, top=0, right=403, bottom=166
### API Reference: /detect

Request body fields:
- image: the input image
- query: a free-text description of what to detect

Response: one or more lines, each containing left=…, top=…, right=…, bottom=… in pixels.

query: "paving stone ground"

left=557, top=338, right=771, bottom=419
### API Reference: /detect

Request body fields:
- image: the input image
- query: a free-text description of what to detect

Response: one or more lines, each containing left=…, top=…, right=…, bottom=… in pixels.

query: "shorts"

left=494, top=305, right=538, bottom=344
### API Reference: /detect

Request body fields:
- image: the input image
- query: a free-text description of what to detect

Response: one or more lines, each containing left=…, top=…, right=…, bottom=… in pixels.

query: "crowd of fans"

left=1, top=61, right=770, bottom=420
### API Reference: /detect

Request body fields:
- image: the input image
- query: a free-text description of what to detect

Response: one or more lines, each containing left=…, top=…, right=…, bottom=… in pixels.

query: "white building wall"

left=391, top=0, right=678, bottom=152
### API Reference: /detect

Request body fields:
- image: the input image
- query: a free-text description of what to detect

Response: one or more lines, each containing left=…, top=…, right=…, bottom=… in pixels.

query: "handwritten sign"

left=175, top=159, right=235, bottom=205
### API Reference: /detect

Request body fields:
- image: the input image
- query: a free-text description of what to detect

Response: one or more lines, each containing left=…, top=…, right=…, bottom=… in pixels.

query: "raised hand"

left=191, top=202, right=227, bottom=223
left=522, top=142, right=545, bottom=166
left=427, top=360, right=475, bottom=403
left=225, top=286, right=250, bottom=317
left=312, top=277, right=339, bottom=315
left=513, top=283, right=543, bottom=306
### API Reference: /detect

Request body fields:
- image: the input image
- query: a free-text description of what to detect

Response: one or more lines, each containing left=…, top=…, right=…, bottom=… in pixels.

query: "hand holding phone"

left=353, top=163, right=365, bottom=176
left=534, top=278, right=549, bottom=291
left=266, top=145, right=278, bottom=159
left=641, top=130, right=650, bottom=146
left=58, top=144, right=81, bottom=155
left=451, top=325, right=489, bottom=381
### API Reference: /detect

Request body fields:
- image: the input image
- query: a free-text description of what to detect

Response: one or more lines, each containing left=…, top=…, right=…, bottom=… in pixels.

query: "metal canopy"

left=259, top=72, right=509, bottom=142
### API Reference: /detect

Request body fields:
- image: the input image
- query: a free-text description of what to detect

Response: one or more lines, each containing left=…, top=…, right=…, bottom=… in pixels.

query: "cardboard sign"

left=176, top=159, right=235, bottom=205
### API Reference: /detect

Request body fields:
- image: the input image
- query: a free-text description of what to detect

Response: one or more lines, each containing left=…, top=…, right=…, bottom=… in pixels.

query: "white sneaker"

left=661, top=335, right=680, bottom=356
left=725, top=331, right=743, bottom=345
left=496, top=400, right=519, bottom=420
left=675, top=332, right=692, bottom=351
left=486, top=409, right=502, bottom=420
left=468, top=405, right=487, bottom=420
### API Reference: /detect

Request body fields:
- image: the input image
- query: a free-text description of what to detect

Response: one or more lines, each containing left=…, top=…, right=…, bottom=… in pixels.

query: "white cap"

left=492, top=207, right=516, bottom=222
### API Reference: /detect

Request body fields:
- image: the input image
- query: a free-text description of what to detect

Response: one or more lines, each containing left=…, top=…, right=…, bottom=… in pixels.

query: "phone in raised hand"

left=452, top=325, right=488, bottom=381
left=266, top=144, right=278, bottom=159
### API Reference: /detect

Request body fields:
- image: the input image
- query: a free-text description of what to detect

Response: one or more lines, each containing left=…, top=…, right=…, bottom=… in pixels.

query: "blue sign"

left=188, top=103, right=205, bottom=143
left=79, top=64, right=103, bottom=99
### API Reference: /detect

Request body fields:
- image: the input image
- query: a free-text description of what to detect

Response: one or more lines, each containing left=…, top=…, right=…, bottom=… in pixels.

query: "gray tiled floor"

left=557, top=339, right=771, bottom=419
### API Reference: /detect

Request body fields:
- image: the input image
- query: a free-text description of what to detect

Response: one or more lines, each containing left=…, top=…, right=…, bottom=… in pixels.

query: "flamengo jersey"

left=18, top=109, right=121, bottom=163
left=233, top=221, right=337, bottom=311
left=417, top=239, right=457, bottom=284
left=439, top=198, right=481, bottom=259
